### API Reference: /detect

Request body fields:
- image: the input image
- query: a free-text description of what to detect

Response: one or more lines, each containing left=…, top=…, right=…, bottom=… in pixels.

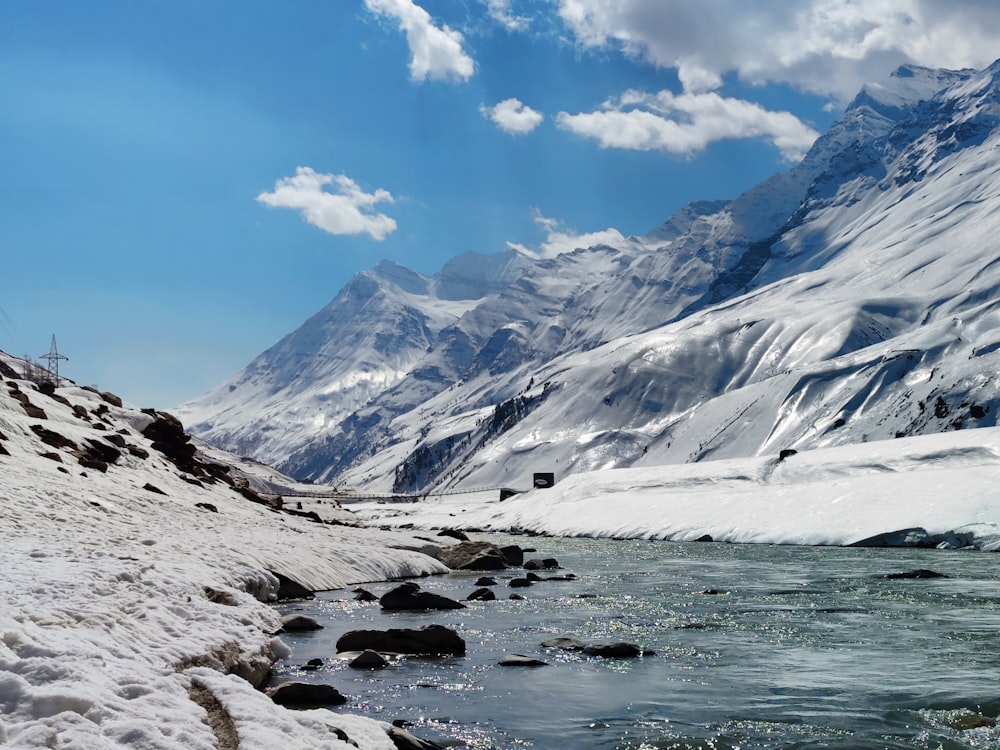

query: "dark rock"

left=498, top=653, right=547, bottom=667
left=72, top=404, right=90, bottom=421
left=30, top=424, right=78, bottom=450
left=436, top=528, right=469, bottom=541
left=268, top=681, right=346, bottom=708
left=353, top=588, right=379, bottom=602
left=700, top=589, right=727, bottom=595
left=509, top=578, right=533, bottom=588
left=435, top=541, right=507, bottom=571
left=99, top=391, right=124, bottom=407
left=540, top=636, right=585, bottom=651
left=39, top=452, right=62, bottom=463
left=778, top=448, right=798, bottom=461
left=280, top=614, right=324, bottom=632
left=466, top=588, right=496, bottom=601
left=336, top=625, right=466, bottom=656
left=523, top=558, right=559, bottom=570
left=78, top=457, right=108, bottom=473
left=349, top=650, right=389, bottom=669
left=882, top=569, right=948, bottom=579
left=526, top=572, right=541, bottom=582
left=143, top=483, right=167, bottom=495
left=306, top=658, right=324, bottom=667
left=576, top=593, right=598, bottom=599
left=508, top=593, right=525, bottom=600
left=386, top=724, right=446, bottom=750
left=103, top=434, right=127, bottom=448
left=582, top=642, right=646, bottom=658
left=499, top=545, right=524, bottom=566
left=694, top=534, right=714, bottom=542
left=474, top=577, right=497, bottom=587
left=195, top=502, right=218, bottom=513
left=269, top=570, right=315, bottom=601
left=380, top=582, right=466, bottom=611
left=848, top=527, right=936, bottom=548
left=128, top=445, right=150, bottom=459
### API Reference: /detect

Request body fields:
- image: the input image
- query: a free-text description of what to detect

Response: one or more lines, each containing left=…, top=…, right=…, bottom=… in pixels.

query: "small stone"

left=499, top=653, right=547, bottom=667
left=269, top=681, right=346, bottom=708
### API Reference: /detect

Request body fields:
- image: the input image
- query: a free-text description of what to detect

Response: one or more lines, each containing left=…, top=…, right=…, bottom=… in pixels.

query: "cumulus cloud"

left=257, top=167, right=397, bottom=241
left=554, top=0, right=1000, bottom=100
left=365, top=0, right=475, bottom=82
left=485, top=0, right=530, bottom=31
left=508, top=210, right=625, bottom=259
left=480, top=98, right=544, bottom=134
left=557, top=89, right=820, bottom=161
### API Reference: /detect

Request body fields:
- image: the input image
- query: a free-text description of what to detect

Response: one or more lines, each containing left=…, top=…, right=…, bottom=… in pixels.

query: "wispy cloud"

left=508, top=210, right=625, bottom=259
left=480, top=98, right=544, bottom=135
left=364, top=0, right=475, bottom=82
left=557, top=88, right=820, bottom=161
left=485, top=0, right=531, bottom=31
left=257, top=167, right=397, bottom=241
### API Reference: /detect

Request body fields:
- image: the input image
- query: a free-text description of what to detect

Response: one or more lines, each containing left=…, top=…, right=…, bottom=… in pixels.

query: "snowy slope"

left=0, top=352, right=448, bottom=749
left=182, top=62, right=1000, bottom=497
left=356, top=426, right=1000, bottom=550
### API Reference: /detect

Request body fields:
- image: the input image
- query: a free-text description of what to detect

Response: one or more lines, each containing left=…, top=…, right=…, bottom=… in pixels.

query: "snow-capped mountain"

left=179, top=61, right=1000, bottom=494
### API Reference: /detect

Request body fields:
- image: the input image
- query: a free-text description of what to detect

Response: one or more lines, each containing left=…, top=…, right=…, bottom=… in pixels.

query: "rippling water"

left=273, top=538, right=1000, bottom=749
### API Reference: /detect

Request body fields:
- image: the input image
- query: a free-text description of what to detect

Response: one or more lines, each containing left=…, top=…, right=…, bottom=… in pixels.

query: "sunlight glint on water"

left=274, top=537, right=1000, bottom=749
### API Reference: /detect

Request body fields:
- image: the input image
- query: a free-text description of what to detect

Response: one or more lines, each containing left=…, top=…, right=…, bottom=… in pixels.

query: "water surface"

left=274, top=537, right=1000, bottom=748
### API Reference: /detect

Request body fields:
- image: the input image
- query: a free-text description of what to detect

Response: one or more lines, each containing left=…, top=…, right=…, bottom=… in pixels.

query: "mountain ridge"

left=177, top=60, right=1000, bottom=493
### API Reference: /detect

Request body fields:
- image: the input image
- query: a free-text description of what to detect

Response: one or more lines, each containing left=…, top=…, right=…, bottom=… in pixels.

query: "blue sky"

left=2, top=1, right=997, bottom=408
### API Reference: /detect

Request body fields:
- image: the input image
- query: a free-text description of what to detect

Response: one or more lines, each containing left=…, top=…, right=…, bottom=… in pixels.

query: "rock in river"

left=336, top=625, right=466, bottom=656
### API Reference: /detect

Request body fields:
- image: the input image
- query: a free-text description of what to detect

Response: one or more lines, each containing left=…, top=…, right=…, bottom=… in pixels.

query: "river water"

left=272, top=537, right=1000, bottom=749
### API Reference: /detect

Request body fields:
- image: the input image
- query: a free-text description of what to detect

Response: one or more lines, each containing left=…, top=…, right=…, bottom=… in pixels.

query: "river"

left=272, top=537, right=1000, bottom=749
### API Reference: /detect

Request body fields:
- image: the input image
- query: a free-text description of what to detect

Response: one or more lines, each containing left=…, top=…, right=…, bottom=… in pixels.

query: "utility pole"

left=39, top=334, right=68, bottom=385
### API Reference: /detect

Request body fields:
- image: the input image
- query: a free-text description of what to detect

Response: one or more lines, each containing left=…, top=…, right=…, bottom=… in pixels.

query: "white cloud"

left=553, top=0, right=1000, bottom=101
left=485, top=0, right=531, bottom=31
left=557, top=89, right=820, bottom=161
left=365, top=0, right=475, bottom=82
left=257, top=167, right=397, bottom=241
left=480, top=98, right=544, bottom=134
left=508, top=210, right=625, bottom=259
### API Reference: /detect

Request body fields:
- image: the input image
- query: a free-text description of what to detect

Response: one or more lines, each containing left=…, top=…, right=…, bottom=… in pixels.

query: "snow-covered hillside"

left=180, top=62, right=1000, bottom=496
left=0, top=352, right=448, bottom=749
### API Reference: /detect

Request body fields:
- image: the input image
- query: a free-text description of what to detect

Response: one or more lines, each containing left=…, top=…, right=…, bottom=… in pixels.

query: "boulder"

left=523, top=558, right=559, bottom=570
left=353, top=587, right=379, bottom=602
left=582, top=642, right=646, bottom=658
left=499, top=545, right=524, bottom=566
left=268, top=681, right=347, bottom=708
left=349, top=650, right=389, bottom=669
left=280, top=614, right=323, bottom=632
left=380, top=582, right=465, bottom=611
left=540, top=636, right=585, bottom=651
left=269, top=570, right=315, bottom=601
left=474, top=577, right=498, bottom=587
left=499, top=653, right=547, bottom=667
left=509, top=578, right=533, bottom=588
left=436, top=528, right=469, bottom=541
left=336, top=625, right=466, bottom=656
left=466, top=588, right=496, bottom=601
left=585, top=642, right=645, bottom=658
left=434, top=541, right=508, bottom=571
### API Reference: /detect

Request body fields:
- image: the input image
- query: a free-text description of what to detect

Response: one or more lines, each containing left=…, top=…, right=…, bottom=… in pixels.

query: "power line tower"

left=39, top=334, right=68, bottom=385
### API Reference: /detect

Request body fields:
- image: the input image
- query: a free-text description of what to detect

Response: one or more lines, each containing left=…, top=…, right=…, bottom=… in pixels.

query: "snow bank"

left=0, top=365, right=447, bottom=749
left=361, top=427, right=1000, bottom=548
